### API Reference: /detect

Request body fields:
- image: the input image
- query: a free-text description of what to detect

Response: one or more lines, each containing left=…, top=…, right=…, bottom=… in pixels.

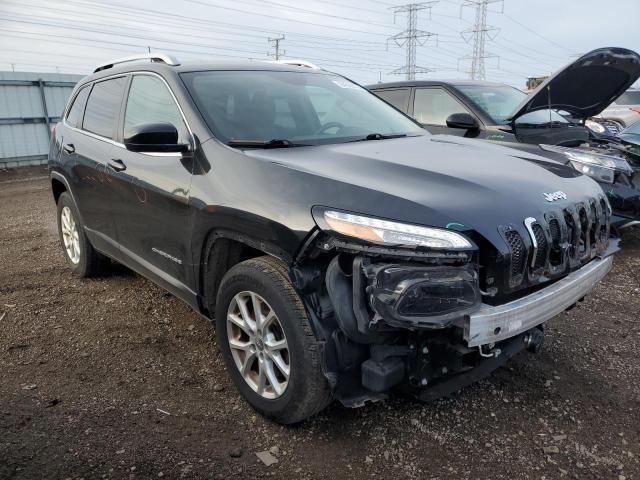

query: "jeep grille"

left=500, top=195, right=610, bottom=288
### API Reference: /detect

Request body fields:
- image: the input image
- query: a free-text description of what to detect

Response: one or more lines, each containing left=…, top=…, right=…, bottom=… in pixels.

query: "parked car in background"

left=617, top=120, right=640, bottom=150
left=593, top=87, right=640, bottom=128
left=585, top=118, right=625, bottom=137
left=50, top=54, right=616, bottom=423
left=368, top=47, right=640, bottom=230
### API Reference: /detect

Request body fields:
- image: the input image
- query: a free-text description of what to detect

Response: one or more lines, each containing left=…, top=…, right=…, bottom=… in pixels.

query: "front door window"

left=413, top=88, right=470, bottom=127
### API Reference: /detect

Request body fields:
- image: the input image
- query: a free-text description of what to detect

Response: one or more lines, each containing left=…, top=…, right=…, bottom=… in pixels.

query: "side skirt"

left=85, top=228, right=201, bottom=312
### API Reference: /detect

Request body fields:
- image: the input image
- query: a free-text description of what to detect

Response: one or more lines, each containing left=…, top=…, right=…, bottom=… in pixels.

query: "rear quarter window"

left=65, top=86, right=90, bottom=129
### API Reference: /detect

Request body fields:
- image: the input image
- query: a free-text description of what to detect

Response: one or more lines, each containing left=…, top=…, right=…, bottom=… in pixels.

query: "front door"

left=108, top=73, right=195, bottom=299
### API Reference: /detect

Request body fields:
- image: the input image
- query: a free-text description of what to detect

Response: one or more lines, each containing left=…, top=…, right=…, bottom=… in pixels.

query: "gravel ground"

left=1, top=167, right=639, bottom=480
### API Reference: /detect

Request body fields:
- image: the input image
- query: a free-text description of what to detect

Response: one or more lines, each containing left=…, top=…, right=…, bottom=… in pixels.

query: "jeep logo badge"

left=542, top=191, right=567, bottom=202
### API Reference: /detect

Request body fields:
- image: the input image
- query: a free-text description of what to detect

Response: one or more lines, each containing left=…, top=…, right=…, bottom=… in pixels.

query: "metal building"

left=0, top=71, right=82, bottom=168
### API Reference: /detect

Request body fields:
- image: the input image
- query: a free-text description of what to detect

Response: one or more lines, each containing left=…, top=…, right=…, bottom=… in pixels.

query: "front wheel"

left=215, top=256, right=331, bottom=424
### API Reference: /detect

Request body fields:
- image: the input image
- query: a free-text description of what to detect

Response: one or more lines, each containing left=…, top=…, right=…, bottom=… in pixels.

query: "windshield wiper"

left=346, top=133, right=409, bottom=143
left=365, top=133, right=408, bottom=140
left=227, top=138, right=310, bottom=148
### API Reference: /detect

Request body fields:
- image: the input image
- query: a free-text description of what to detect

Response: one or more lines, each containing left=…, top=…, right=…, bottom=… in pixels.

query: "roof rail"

left=93, top=53, right=180, bottom=73
left=271, top=59, right=322, bottom=70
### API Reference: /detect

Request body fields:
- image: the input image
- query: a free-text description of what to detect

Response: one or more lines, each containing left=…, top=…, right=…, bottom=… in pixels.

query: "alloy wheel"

left=60, top=206, right=81, bottom=264
left=226, top=291, right=290, bottom=399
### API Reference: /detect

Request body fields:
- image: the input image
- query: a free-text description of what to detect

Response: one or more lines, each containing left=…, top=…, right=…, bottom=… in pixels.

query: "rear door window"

left=413, top=88, right=470, bottom=126
left=65, top=86, right=90, bottom=129
left=374, top=88, right=410, bottom=113
left=82, top=76, right=127, bottom=140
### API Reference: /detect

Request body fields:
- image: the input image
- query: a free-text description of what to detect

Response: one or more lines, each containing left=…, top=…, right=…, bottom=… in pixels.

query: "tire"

left=215, top=255, right=332, bottom=424
left=56, top=192, right=109, bottom=277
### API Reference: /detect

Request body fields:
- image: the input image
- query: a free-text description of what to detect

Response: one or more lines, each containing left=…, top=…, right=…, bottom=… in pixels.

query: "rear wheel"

left=215, top=256, right=331, bottom=424
left=56, top=192, right=109, bottom=277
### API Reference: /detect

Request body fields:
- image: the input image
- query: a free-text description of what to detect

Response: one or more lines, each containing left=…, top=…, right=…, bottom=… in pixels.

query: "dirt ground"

left=1, top=167, right=639, bottom=480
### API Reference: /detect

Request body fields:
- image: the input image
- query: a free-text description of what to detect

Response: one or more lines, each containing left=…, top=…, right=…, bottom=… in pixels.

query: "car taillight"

left=629, top=106, right=640, bottom=114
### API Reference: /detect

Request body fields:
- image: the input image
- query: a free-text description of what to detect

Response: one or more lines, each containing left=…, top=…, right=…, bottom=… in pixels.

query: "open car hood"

left=508, top=47, right=640, bottom=121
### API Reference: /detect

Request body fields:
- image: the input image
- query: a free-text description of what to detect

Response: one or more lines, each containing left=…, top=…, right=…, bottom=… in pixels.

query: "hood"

left=243, top=135, right=603, bottom=248
left=509, top=47, right=640, bottom=121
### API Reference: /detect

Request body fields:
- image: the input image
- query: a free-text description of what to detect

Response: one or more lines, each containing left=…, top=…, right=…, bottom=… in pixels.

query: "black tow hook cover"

left=362, top=357, right=405, bottom=393
left=525, top=327, right=545, bottom=354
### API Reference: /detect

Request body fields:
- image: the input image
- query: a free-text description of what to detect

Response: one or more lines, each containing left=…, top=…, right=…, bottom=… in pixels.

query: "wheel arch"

left=199, top=229, right=294, bottom=317
left=50, top=171, right=76, bottom=204
left=51, top=174, right=70, bottom=204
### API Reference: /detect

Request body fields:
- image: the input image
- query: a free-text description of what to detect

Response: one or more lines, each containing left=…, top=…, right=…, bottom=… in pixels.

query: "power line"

left=3, top=0, right=406, bottom=58
left=0, top=0, right=581, bottom=84
left=0, top=13, right=271, bottom=50
left=50, top=0, right=398, bottom=47
left=186, top=0, right=391, bottom=37
left=1, top=14, right=400, bottom=69
left=312, top=0, right=395, bottom=16
left=459, top=0, right=502, bottom=80
left=0, top=17, right=272, bottom=56
left=0, top=2, right=473, bottom=78
left=245, top=0, right=398, bottom=30
left=388, top=2, right=439, bottom=80
left=0, top=13, right=407, bottom=70
left=502, top=12, right=574, bottom=53
left=0, top=30, right=404, bottom=73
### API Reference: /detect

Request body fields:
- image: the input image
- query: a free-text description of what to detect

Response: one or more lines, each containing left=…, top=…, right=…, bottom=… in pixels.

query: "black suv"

left=50, top=54, right=616, bottom=423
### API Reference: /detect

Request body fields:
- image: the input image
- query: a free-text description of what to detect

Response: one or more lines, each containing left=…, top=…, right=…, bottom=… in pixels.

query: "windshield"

left=181, top=70, right=424, bottom=145
left=616, top=90, right=640, bottom=106
left=623, top=120, right=640, bottom=135
left=457, top=84, right=572, bottom=125
left=456, top=85, right=526, bottom=124
left=514, top=109, right=570, bottom=126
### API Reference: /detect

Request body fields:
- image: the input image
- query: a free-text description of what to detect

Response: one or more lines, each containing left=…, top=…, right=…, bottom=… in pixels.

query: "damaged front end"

left=291, top=206, right=615, bottom=407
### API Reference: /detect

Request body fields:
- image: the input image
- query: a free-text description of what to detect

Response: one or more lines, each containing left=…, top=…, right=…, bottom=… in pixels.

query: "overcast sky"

left=0, top=0, right=638, bottom=87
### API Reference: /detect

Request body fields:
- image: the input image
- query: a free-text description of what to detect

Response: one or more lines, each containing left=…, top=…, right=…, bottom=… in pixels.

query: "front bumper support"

left=460, top=255, right=614, bottom=347
left=416, top=332, right=528, bottom=402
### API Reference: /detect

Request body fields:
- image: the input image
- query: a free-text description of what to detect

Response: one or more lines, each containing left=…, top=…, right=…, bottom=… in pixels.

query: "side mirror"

left=124, top=122, right=189, bottom=153
left=446, top=112, right=479, bottom=130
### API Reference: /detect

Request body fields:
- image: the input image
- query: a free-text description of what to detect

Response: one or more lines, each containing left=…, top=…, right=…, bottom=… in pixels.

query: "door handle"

left=63, top=143, right=75, bottom=154
left=107, top=158, right=127, bottom=172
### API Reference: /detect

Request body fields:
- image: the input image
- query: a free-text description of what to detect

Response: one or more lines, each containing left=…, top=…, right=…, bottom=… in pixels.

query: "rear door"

left=108, top=73, right=195, bottom=297
left=63, top=76, right=127, bottom=256
left=412, top=87, right=476, bottom=136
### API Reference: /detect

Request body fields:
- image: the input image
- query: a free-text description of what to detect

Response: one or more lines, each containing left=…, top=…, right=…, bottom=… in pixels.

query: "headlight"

left=316, top=209, right=473, bottom=249
left=585, top=120, right=606, bottom=134
left=540, top=144, right=633, bottom=184
left=365, top=263, right=481, bottom=328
